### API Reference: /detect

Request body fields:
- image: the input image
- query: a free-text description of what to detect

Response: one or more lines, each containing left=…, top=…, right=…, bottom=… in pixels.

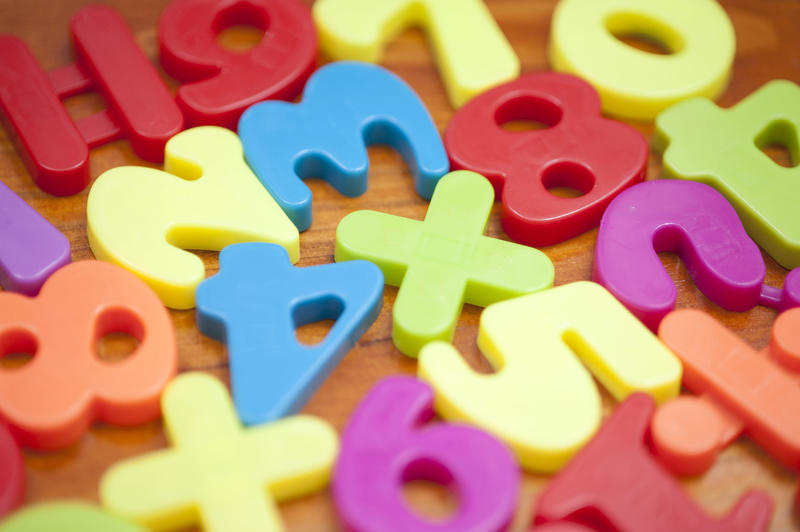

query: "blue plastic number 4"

left=196, top=243, right=384, bottom=425
left=238, top=61, right=449, bottom=232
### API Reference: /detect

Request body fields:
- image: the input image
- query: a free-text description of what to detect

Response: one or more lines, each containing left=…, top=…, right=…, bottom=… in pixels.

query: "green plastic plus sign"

left=0, top=503, right=147, bottom=532
left=655, top=79, right=800, bottom=269
left=99, top=372, right=338, bottom=532
left=335, top=170, right=554, bottom=357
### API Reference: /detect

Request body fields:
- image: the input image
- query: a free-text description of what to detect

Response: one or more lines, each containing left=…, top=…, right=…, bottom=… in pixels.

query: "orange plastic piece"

left=0, top=261, right=177, bottom=450
left=652, top=308, right=800, bottom=475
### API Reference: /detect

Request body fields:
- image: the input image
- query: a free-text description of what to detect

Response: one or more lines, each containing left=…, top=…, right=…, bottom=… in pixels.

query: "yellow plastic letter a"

left=419, top=281, right=681, bottom=472
left=87, top=126, right=299, bottom=309
left=312, top=0, right=519, bottom=108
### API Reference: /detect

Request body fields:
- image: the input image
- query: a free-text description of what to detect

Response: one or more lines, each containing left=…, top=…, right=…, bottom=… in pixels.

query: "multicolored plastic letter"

left=419, top=281, right=681, bottom=471
left=100, top=372, right=338, bottom=532
left=656, top=80, right=800, bottom=268
left=333, top=376, right=518, bottom=532
left=196, top=243, right=383, bottom=425
left=533, top=394, right=772, bottom=532
left=312, top=0, right=518, bottom=108
left=652, top=308, right=800, bottom=476
left=336, top=170, right=554, bottom=357
left=0, top=180, right=70, bottom=295
left=159, top=0, right=317, bottom=129
left=87, top=126, right=299, bottom=309
left=0, top=503, right=148, bottom=532
left=0, top=5, right=183, bottom=195
left=0, top=261, right=176, bottom=450
left=549, top=0, right=734, bottom=120
left=593, top=180, right=800, bottom=331
left=445, top=72, right=647, bottom=246
left=239, top=61, right=449, bottom=231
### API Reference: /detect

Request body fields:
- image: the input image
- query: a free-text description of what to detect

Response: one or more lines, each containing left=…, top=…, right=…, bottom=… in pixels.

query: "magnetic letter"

left=101, top=373, right=338, bottom=532
left=446, top=72, right=647, bottom=246
left=0, top=503, right=147, bottom=532
left=533, top=394, right=772, bottom=532
left=0, top=6, right=183, bottom=195
left=334, top=377, right=518, bottom=532
left=0, top=180, right=70, bottom=295
left=240, top=61, right=449, bottom=231
left=652, top=308, right=800, bottom=475
left=656, top=80, right=800, bottom=268
left=549, top=0, right=734, bottom=120
left=196, top=243, right=383, bottom=424
left=336, top=170, right=554, bottom=357
left=159, top=0, right=317, bottom=129
left=593, top=180, right=800, bottom=331
left=313, top=0, right=519, bottom=108
left=0, top=423, right=23, bottom=518
left=0, top=261, right=176, bottom=450
left=419, top=281, right=681, bottom=471
left=88, top=126, right=299, bottom=309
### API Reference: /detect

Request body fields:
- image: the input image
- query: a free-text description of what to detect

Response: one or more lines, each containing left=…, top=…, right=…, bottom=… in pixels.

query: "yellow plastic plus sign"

left=100, top=373, right=338, bottom=532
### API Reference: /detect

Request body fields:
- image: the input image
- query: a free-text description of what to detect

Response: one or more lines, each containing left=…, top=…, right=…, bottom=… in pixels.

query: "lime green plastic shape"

left=99, top=372, right=338, bottom=532
left=0, top=502, right=147, bottom=532
left=549, top=0, right=735, bottom=121
left=87, top=126, right=299, bottom=309
left=419, top=281, right=682, bottom=472
left=335, top=170, right=554, bottom=357
left=312, top=0, right=519, bottom=108
left=655, top=80, right=800, bottom=269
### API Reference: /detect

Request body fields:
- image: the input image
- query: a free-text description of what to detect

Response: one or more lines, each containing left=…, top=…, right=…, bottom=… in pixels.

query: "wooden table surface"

left=1, top=0, right=799, bottom=530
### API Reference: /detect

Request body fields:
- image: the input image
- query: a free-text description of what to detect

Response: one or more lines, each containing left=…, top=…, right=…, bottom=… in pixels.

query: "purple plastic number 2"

left=593, top=180, right=800, bottom=331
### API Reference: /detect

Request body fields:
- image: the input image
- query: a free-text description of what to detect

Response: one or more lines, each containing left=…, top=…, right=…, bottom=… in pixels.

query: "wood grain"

left=1, top=0, right=799, bottom=530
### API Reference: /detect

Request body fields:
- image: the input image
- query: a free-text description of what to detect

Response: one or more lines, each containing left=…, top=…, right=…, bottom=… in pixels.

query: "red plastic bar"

left=0, top=5, right=183, bottom=196
left=71, top=6, right=183, bottom=162
left=0, top=35, right=90, bottom=196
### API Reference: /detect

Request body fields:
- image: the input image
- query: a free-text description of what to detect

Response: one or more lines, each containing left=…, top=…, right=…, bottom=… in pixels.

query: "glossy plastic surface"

left=593, top=180, right=800, bottom=331
left=159, top=0, right=317, bottom=129
left=333, top=376, right=518, bottom=532
left=656, top=79, right=800, bottom=268
left=0, top=423, right=23, bottom=519
left=0, top=261, right=176, bottom=450
left=312, top=0, right=518, bottom=108
left=445, top=72, right=647, bottom=246
left=0, top=180, right=70, bottom=295
left=549, top=0, right=734, bottom=120
left=240, top=61, right=448, bottom=231
left=88, top=126, right=299, bottom=309
left=419, top=281, right=681, bottom=472
left=0, top=5, right=183, bottom=196
left=336, top=170, right=554, bottom=357
left=533, top=394, right=772, bottom=532
left=196, top=243, right=383, bottom=425
left=0, top=503, right=148, bottom=532
left=652, top=308, right=800, bottom=475
left=100, top=372, right=338, bottom=532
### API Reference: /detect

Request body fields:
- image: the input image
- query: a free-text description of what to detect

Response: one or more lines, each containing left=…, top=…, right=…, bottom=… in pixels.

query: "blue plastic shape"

left=195, top=242, right=384, bottom=425
left=238, top=61, right=449, bottom=231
